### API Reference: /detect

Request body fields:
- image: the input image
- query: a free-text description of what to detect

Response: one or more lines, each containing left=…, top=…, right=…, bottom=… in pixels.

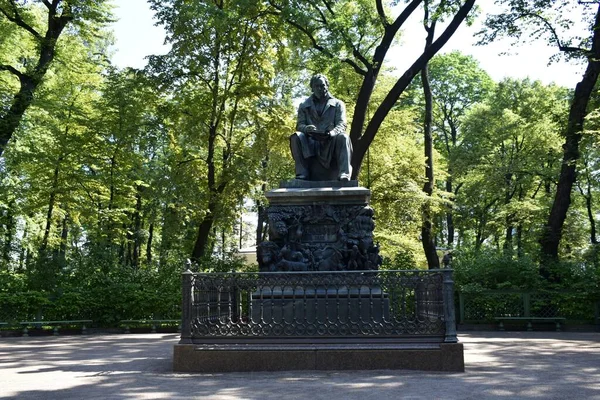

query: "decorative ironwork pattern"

left=181, top=270, right=455, bottom=343
left=458, top=291, right=599, bottom=323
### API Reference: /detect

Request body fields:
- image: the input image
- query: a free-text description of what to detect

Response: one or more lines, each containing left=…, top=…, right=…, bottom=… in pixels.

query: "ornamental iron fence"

left=458, top=291, right=600, bottom=324
left=179, top=269, right=457, bottom=344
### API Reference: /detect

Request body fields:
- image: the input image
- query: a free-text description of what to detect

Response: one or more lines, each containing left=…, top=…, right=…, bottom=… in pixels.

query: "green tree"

left=149, top=0, right=294, bottom=261
left=1, top=31, right=108, bottom=287
left=426, top=51, right=493, bottom=247
left=479, top=0, right=600, bottom=263
left=80, top=69, right=165, bottom=270
left=456, top=79, right=567, bottom=256
left=0, top=0, right=112, bottom=156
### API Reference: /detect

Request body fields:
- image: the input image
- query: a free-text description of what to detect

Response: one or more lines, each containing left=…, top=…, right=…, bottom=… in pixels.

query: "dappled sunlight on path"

left=0, top=332, right=599, bottom=399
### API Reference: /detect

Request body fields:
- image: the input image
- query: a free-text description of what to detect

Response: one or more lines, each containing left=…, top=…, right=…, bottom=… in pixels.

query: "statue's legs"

left=289, top=133, right=310, bottom=179
left=333, top=134, right=352, bottom=180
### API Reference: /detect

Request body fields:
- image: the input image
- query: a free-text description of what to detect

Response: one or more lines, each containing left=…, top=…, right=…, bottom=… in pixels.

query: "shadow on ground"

left=0, top=332, right=599, bottom=399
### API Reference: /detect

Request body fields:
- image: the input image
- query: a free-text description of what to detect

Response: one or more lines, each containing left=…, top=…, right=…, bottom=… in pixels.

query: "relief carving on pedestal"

left=258, top=204, right=382, bottom=272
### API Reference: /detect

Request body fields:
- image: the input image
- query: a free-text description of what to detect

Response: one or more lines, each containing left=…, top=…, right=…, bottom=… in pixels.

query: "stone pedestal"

left=254, top=180, right=388, bottom=338
left=257, top=180, right=382, bottom=272
left=173, top=342, right=465, bottom=373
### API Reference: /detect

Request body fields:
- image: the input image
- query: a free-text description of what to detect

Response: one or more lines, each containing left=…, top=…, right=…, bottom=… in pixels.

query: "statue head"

left=310, top=74, right=330, bottom=100
left=257, top=241, right=281, bottom=271
left=272, top=221, right=288, bottom=238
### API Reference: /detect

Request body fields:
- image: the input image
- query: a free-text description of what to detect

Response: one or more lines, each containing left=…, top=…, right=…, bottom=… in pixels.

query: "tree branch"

left=312, top=0, right=371, bottom=70
left=266, top=1, right=368, bottom=74
left=320, top=0, right=335, bottom=16
left=286, top=14, right=367, bottom=75
left=177, top=157, right=204, bottom=167
left=361, top=0, right=475, bottom=153
left=376, top=0, right=388, bottom=27
left=522, top=11, right=590, bottom=54
left=391, top=0, right=423, bottom=32
left=351, top=45, right=371, bottom=70
left=0, top=64, right=25, bottom=80
left=0, top=1, right=42, bottom=40
left=307, top=0, right=329, bottom=25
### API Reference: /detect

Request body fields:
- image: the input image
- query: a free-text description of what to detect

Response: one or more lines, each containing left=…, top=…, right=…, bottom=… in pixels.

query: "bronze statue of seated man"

left=290, top=74, right=353, bottom=181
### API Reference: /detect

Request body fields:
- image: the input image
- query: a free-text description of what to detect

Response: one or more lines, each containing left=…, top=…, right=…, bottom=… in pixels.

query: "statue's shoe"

left=339, top=174, right=350, bottom=181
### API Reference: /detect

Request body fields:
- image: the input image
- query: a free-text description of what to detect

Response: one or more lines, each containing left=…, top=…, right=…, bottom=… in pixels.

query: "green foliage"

left=147, top=0, right=298, bottom=259
left=454, top=78, right=567, bottom=254
left=479, top=1, right=595, bottom=63
left=453, top=250, right=541, bottom=291
left=1, top=0, right=600, bottom=327
left=381, top=247, right=420, bottom=270
left=194, top=254, right=253, bottom=273
left=0, top=260, right=183, bottom=325
left=454, top=248, right=600, bottom=297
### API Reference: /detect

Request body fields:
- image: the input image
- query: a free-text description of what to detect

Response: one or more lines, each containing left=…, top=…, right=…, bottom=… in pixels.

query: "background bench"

left=120, top=319, right=180, bottom=333
left=20, top=320, right=92, bottom=336
left=494, top=316, right=566, bottom=331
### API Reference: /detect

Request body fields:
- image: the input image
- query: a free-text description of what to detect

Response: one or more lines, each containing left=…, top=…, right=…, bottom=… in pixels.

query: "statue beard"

left=314, top=89, right=328, bottom=101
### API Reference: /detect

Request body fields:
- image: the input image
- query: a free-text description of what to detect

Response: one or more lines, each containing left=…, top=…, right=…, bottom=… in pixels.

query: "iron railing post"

left=595, top=300, right=600, bottom=331
left=523, top=292, right=531, bottom=317
left=458, top=291, right=465, bottom=324
left=443, top=268, right=458, bottom=343
left=180, top=261, right=194, bottom=344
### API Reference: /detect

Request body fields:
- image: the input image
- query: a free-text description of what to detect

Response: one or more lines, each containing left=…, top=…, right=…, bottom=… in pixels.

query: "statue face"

left=274, top=221, right=287, bottom=236
left=260, top=250, right=272, bottom=264
left=312, top=77, right=329, bottom=100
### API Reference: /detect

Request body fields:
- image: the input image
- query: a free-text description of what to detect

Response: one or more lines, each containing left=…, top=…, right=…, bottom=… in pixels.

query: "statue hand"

left=312, top=131, right=330, bottom=141
left=305, top=125, right=317, bottom=133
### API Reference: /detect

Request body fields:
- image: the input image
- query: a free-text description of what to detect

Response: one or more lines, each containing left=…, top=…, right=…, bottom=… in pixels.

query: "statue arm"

left=296, top=106, right=310, bottom=133
left=329, top=101, right=347, bottom=137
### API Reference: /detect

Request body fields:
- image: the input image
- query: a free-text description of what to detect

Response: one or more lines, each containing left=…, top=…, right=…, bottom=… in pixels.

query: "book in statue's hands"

left=308, top=130, right=329, bottom=140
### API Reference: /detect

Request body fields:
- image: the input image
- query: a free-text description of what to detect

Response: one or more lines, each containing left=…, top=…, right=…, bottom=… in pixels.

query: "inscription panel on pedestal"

left=302, top=224, right=337, bottom=243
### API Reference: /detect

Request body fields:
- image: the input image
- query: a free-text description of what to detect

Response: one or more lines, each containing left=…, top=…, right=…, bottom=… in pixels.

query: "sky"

left=109, top=0, right=586, bottom=89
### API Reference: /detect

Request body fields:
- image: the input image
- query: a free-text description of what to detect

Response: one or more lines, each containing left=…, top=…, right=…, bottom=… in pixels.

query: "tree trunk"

left=40, top=162, right=61, bottom=254
left=539, top=5, right=600, bottom=262
left=504, top=223, right=513, bottom=254
left=159, top=204, right=177, bottom=268
left=256, top=200, right=266, bottom=245
left=147, top=222, right=154, bottom=265
left=577, top=179, right=598, bottom=244
left=257, top=155, right=269, bottom=246
left=132, top=190, right=143, bottom=269
left=420, top=10, right=440, bottom=270
left=446, top=178, right=455, bottom=247
left=221, top=228, right=226, bottom=260
left=18, top=221, right=28, bottom=273
left=191, top=202, right=216, bottom=262
left=475, top=220, right=483, bottom=251
left=53, top=212, right=68, bottom=268
left=585, top=194, right=598, bottom=245
left=517, top=224, right=523, bottom=258
left=2, top=202, right=14, bottom=268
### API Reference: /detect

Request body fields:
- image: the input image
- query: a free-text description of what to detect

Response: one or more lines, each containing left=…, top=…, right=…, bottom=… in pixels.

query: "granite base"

left=173, top=342, right=465, bottom=372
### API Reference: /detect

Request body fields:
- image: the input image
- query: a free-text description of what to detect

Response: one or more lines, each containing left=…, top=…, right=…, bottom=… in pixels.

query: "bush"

left=0, top=255, right=255, bottom=326
left=453, top=249, right=600, bottom=295
left=453, top=250, right=541, bottom=291
left=381, top=248, right=420, bottom=270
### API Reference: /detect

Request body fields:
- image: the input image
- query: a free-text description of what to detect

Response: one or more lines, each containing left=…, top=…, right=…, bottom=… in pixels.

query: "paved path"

left=0, top=332, right=599, bottom=399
